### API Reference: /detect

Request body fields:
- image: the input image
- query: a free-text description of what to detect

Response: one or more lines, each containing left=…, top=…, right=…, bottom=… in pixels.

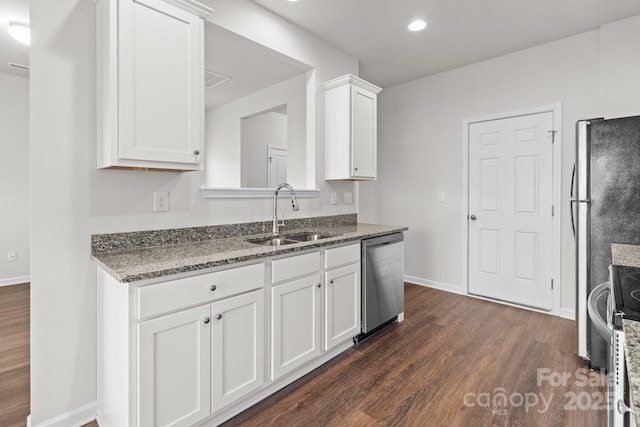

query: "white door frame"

left=461, top=103, right=562, bottom=316
left=267, top=144, right=288, bottom=187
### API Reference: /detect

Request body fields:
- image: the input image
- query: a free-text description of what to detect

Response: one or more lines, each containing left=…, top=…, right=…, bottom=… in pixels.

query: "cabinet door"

left=351, top=86, right=377, bottom=179
left=325, top=263, right=361, bottom=350
left=138, top=305, right=211, bottom=427
left=211, top=290, right=265, bottom=412
left=118, top=0, right=202, bottom=166
left=271, top=274, right=322, bottom=380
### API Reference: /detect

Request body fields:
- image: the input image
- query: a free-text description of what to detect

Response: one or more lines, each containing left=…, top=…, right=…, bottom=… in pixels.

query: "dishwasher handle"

left=361, top=232, right=404, bottom=249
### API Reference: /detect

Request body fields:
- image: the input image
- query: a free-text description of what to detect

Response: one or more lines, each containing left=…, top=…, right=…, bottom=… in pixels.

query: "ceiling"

left=252, top=0, right=640, bottom=88
left=5, top=0, right=640, bottom=88
left=0, top=0, right=29, bottom=77
left=204, top=22, right=309, bottom=110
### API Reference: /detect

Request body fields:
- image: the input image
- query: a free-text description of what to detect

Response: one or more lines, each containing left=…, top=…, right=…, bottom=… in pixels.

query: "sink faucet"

left=272, top=183, right=299, bottom=236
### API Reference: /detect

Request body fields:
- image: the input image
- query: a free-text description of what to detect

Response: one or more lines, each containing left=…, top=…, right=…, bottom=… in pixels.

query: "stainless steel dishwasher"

left=361, top=232, right=404, bottom=334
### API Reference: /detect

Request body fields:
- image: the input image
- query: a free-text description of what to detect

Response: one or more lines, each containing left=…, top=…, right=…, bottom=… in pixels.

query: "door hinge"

left=548, top=130, right=557, bottom=143
left=552, top=205, right=555, bottom=216
left=551, top=279, right=554, bottom=289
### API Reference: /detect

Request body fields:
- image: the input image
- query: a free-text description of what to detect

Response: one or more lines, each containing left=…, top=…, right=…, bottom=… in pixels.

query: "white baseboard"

left=0, top=275, right=30, bottom=287
left=404, top=275, right=573, bottom=321
left=404, top=275, right=464, bottom=295
left=560, top=308, right=576, bottom=320
left=31, top=401, right=97, bottom=427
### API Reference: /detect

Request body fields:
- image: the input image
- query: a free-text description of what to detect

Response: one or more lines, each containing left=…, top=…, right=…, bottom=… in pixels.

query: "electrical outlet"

left=154, top=192, right=169, bottom=212
left=344, top=192, right=353, bottom=204
left=7, top=251, right=17, bottom=261
left=330, top=192, right=338, bottom=205
left=438, top=191, right=446, bottom=202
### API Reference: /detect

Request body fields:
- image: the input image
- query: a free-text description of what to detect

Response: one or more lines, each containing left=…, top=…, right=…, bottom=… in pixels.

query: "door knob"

left=469, top=214, right=477, bottom=221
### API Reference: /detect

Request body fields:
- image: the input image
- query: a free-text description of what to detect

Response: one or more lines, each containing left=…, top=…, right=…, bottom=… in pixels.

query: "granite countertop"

left=92, top=219, right=407, bottom=283
left=612, top=243, right=640, bottom=424
left=612, top=243, right=640, bottom=268
left=623, top=319, right=640, bottom=424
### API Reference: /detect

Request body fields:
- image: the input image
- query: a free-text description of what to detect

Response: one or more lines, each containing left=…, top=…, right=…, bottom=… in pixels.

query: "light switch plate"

left=330, top=192, right=338, bottom=205
left=7, top=251, right=16, bottom=261
left=437, top=191, right=445, bottom=202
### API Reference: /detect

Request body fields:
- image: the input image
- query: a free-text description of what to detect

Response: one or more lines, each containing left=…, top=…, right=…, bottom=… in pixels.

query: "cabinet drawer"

left=271, top=251, right=320, bottom=284
left=138, top=263, right=264, bottom=319
left=325, top=243, right=360, bottom=269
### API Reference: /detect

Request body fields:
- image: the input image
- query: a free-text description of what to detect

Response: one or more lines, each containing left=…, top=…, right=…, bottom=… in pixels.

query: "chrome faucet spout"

left=272, top=183, right=299, bottom=236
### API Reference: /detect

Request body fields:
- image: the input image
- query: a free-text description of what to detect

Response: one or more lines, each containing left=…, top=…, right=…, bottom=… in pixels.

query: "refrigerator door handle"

left=570, top=163, right=576, bottom=198
left=570, top=199, right=576, bottom=237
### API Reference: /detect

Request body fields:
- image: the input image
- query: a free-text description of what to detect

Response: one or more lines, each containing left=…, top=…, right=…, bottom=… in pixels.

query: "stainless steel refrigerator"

left=575, top=115, right=640, bottom=370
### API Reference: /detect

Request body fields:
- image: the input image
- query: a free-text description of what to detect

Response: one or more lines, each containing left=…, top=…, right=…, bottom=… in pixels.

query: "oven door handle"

left=587, top=282, right=612, bottom=340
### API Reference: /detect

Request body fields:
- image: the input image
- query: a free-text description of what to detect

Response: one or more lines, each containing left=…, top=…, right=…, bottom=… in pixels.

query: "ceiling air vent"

left=8, top=62, right=30, bottom=72
left=204, top=69, right=231, bottom=89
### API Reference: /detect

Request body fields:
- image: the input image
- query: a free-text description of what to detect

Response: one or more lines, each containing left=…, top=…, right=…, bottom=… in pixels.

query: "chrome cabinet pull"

left=203, top=317, right=211, bottom=324
left=194, top=149, right=200, bottom=155
left=469, top=214, right=477, bottom=221
left=215, top=313, right=222, bottom=320
left=317, top=283, right=321, bottom=288
left=210, top=284, right=217, bottom=291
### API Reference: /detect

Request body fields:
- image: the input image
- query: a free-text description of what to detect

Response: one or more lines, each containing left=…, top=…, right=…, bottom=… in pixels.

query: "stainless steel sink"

left=246, top=237, right=298, bottom=247
left=285, top=232, right=335, bottom=242
left=247, top=231, right=339, bottom=246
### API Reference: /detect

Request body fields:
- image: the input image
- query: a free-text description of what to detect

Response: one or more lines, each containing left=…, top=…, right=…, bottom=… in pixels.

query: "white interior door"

left=268, top=145, right=288, bottom=187
left=468, top=112, right=554, bottom=310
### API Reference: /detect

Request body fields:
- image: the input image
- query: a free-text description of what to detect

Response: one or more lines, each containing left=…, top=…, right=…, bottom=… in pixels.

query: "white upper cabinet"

left=324, top=74, right=381, bottom=180
left=97, top=0, right=212, bottom=171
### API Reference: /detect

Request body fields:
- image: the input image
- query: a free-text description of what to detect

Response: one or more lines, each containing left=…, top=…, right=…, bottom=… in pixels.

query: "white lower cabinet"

left=271, top=274, right=322, bottom=380
left=98, top=243, right=362, bottom=427
left=211, top=290, right=264, bottom=412
left=137, top=289, right=265, bottom=427
left=325, top=263, right=360, bottom=351
left=138, top=305, right=211, bottom=427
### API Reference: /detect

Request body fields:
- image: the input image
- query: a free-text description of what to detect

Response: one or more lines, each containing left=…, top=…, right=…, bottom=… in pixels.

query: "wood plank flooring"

left=2, top=283, right=605, bottom=427
left=0, top=283, right=30, bottom=427
left=223, top=284, right=605, bottom=427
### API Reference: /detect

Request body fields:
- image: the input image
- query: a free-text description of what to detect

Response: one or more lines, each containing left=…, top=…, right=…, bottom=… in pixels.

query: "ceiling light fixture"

left=8, top=21, right=30, bottom=45
left=408, top=20, right=427, bottom=32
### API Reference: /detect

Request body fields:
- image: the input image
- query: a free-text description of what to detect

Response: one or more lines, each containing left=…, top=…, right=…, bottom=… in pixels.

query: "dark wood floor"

left=2, top=283, right=605, bottom=427
left=0, top=283, right=30, bottom=427
left=223, top=284, right=606, bottom=427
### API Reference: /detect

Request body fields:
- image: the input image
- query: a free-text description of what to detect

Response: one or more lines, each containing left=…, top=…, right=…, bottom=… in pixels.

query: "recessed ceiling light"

left=408, top=20, right=427, bottom=32
left=8, top=21, right=30, bottom=45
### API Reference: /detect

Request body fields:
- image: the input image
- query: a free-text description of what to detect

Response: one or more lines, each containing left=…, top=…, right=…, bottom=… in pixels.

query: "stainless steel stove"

left=601, top=266, right=637, bottom=426
left=613, top=266, right=640, bottom=322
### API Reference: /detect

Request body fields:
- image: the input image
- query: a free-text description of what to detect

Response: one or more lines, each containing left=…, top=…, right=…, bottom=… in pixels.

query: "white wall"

left=206, top=73, right=304, bottom=188
left=0, top=73, right=29, bottom=285
left=241, top=111, right=287, bottom=188
left=598, top=15, right=640, bottom=118
left=361, top=15, right=640, bottom=314
left=29, top=0, right=358, bottom=424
